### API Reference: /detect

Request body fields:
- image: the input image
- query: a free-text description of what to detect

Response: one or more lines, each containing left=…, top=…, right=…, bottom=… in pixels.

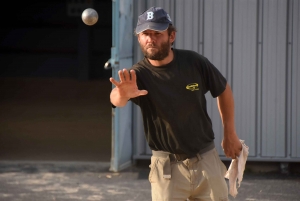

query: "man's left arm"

left=217, top=83, right=242, bottom=159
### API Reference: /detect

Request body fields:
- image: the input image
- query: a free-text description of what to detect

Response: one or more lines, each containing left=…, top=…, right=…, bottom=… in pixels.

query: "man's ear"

left=170, top=31, right=176, bottom=43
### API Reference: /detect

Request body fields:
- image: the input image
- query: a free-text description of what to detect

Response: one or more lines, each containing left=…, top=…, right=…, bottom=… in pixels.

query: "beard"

left=140, top=39, right=171, bottom=61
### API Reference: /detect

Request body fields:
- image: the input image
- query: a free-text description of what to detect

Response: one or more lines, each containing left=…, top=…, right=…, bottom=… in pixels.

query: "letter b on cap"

left=147, top=12, right=154, bottom=20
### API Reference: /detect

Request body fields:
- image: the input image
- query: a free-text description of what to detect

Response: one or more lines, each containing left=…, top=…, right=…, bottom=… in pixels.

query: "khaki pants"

left=149, top=148, right=228, bottom=201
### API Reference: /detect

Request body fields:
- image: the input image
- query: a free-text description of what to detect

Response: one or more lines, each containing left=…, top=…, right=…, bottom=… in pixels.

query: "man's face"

left=138, top=29, right=173, bottom=61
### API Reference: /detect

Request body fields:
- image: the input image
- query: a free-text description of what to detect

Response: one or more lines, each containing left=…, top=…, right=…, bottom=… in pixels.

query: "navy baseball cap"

left=135, top=7, right=172, bottom=34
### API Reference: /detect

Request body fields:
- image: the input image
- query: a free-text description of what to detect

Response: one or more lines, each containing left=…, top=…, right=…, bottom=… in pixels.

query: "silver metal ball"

left=81, top=8, right=98, bottom=26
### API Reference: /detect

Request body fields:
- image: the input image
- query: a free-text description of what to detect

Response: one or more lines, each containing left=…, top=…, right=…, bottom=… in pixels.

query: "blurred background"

left=0, top=0, right=113, bottom=162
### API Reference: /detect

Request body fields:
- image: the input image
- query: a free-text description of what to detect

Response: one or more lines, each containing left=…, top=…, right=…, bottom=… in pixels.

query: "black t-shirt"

left=130, top=48, right=227, bottom=156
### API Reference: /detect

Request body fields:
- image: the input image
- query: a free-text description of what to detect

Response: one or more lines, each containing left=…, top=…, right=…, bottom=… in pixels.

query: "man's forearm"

left=217, top=83, right=236, bottom=136
left=218, top=83, right=242, bottom=158
left=110, top=87, right=129, bottom=107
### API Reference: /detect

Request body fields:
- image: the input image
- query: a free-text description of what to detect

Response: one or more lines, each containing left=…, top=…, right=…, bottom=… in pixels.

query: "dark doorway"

left=0, top=0, right=112, bottom=162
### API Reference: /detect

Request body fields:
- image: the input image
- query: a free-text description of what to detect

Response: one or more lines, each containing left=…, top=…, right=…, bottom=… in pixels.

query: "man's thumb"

left=139, top=90, right=148, bottom=96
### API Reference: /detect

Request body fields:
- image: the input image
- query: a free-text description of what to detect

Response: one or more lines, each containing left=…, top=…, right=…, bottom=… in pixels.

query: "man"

left=110, top=6, right=242, bottom=201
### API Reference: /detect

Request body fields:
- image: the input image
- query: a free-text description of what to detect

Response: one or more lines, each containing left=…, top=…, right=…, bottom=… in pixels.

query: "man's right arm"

left=110, top=87, right=130, bottom=107
left=109, top=69, right=148, bottom=107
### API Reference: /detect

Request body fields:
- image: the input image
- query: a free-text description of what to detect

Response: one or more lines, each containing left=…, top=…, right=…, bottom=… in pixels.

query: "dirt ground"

left=0, top=77, right=112, bottom=162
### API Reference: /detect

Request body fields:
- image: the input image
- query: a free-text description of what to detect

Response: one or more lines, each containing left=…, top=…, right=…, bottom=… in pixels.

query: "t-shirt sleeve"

left=201, top=57, right=227, bottom=98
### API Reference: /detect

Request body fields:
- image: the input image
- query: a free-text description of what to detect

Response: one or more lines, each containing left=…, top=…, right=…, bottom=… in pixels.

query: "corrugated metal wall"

left=132, top=0, right=300, bottom=162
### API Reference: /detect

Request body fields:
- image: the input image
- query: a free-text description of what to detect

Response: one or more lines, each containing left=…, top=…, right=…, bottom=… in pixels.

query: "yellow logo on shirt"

left=186, top=83, right=199, bottom=91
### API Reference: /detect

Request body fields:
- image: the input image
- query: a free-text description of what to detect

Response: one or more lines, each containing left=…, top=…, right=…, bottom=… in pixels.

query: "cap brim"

left=135, top=22, right=169, bottom=34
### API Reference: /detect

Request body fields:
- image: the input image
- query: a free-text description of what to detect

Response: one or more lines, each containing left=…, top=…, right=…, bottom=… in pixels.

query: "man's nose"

left=146, top=34, right=156, bottom=42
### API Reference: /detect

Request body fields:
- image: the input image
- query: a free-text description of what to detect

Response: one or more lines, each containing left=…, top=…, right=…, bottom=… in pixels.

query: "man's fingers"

left=123, top=69, right=131, bottom=81
left=110, top=69, right=138, bottom=87
left=225, top=150, right=241, bottom=159
left=118, top=69, right=133, bottom=83
left=138, top=90, right=148, bottom=96
left=109, top=77, right=120, bottom=86
left=223, top=148, right=237, bottom=159
left=222, top=138, right=243, bottom=159
left=130, top=70, right=136, bottom=82
left=118, top=70, right=125, bottom=82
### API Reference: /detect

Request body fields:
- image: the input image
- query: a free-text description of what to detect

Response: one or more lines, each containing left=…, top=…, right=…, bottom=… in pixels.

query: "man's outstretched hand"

left=109, top=69, right=148, bottom=107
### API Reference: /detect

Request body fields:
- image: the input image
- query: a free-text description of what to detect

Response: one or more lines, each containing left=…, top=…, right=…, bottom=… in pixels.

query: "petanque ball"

left=81, top=8, right=98, bottom=26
